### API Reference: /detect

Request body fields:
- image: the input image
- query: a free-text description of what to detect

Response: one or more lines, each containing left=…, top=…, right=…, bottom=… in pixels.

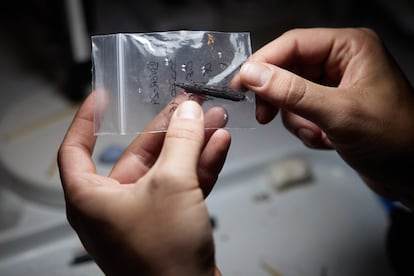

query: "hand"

left=237, top=28, right=414, bottom=207
left=58, top=92, right=229, bottom=275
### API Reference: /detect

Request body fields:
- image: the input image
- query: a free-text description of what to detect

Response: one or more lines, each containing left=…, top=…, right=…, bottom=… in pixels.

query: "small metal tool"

left=173, top=81, right=246, bottom=102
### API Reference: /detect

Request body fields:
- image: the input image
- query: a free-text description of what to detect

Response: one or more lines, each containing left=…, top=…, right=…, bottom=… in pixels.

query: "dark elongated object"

left=173, top=81, right=246, bottom=102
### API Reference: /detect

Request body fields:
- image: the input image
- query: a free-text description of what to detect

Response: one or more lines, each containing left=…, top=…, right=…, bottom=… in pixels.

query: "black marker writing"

left=147, top=61, right=160, bottom=104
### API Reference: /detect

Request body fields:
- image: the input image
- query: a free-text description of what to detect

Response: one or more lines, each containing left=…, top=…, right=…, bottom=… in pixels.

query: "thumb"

left=240, top=61, right=341, bottom=127
left=154, top=100, right=205, bottom=186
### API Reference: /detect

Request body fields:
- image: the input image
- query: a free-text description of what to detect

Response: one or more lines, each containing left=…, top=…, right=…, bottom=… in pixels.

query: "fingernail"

left=297, top=128, right=315, bottom=146
left=322, top=132, right=334, bottom=148
left=176, top=101, right=202, bottom=120
left=241, top=61, right=272, bottom=87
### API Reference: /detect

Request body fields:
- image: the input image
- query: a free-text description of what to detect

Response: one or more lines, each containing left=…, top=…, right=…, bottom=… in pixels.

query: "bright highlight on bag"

left=92, top=31, right=255, bottom=135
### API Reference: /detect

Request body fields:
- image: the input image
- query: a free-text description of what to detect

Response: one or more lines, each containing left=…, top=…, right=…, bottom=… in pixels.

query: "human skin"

left=58, top=92, right=228, bottom=275
left=237, top=28, right=414, bottom=207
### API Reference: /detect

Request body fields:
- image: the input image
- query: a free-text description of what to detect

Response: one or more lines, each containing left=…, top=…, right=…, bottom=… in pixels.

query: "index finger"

left=252, top=28, right=374, bottom=86
left=58, top=92, right=97, bottom=182
left=252, top=28, right=337, bottom=67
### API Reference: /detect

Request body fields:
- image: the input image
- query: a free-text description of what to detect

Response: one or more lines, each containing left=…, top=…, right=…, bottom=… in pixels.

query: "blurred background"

left=0, top=0, right=413, bottom=275
left=0, top=0, right=413, bottom=104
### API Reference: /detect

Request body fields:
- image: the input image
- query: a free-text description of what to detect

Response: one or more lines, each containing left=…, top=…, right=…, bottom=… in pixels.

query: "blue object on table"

left=98, top=145, right=125, bottom=164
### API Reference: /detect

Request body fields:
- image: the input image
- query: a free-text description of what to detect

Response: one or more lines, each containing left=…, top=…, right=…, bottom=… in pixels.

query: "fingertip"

left=297, top=128, right=317, bottom=146
left=255, top=95, right=279, bottom=124
left=321, top=131, right=335, bottom=149
left=174, top=100, right=203, bottom=120
left=213, top=128, right=232, bottom=147
left=229, top=71, right=242, bottom=89
left=205, top=106, right=228, bottom=129
left=296, top=128, right=334, bottom=149
left=240, top=62, right=280, bottom=124
left=157, top=100, right=206, bottom=174
left=197, top=128, right=231, bottom=196
left=168, top=100, right=205, bottom=142
left=240, top=61, right=272, bottom=89
left=204, top=128, right=231, bottom=163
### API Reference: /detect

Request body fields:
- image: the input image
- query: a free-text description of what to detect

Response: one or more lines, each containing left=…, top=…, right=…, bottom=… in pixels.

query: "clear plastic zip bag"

left=92, top=31, right=255, bottom=135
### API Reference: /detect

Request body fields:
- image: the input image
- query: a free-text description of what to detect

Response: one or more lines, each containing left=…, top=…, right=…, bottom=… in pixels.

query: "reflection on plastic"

left=92, top=31, right=255, bottom=135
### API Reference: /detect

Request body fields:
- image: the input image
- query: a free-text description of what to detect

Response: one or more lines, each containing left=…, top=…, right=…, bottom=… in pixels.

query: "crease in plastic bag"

left=92, top=31, right=255, bottom=135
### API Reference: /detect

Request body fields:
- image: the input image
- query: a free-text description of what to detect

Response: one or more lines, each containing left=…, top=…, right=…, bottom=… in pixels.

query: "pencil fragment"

left=173, top=81, right=246, bottom=102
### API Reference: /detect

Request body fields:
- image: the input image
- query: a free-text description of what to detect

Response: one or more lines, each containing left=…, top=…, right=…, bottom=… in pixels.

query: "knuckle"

left=57, top=144, right=66, bottom=166
left=339, top=96, right=363, bottom=119
left=345, top=27, right=377, bottom=39
left=152, top=166, right=180, bottom=183
left=324, top=96, right=362, bottom=134
left=63, top=184, right=89, bottom=224
left=283, top=28, right=302, bottom=37
left=65, top=181, right=89, bottom=207
left=61, top=174, right=96, bottom=212
left=356, top=27, right=379, bottom=40
left=148, top=166, right=197, bottom=193
left=347, top=28, right=382, bottom=49
left=279, top=73, right=307, bottom=109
